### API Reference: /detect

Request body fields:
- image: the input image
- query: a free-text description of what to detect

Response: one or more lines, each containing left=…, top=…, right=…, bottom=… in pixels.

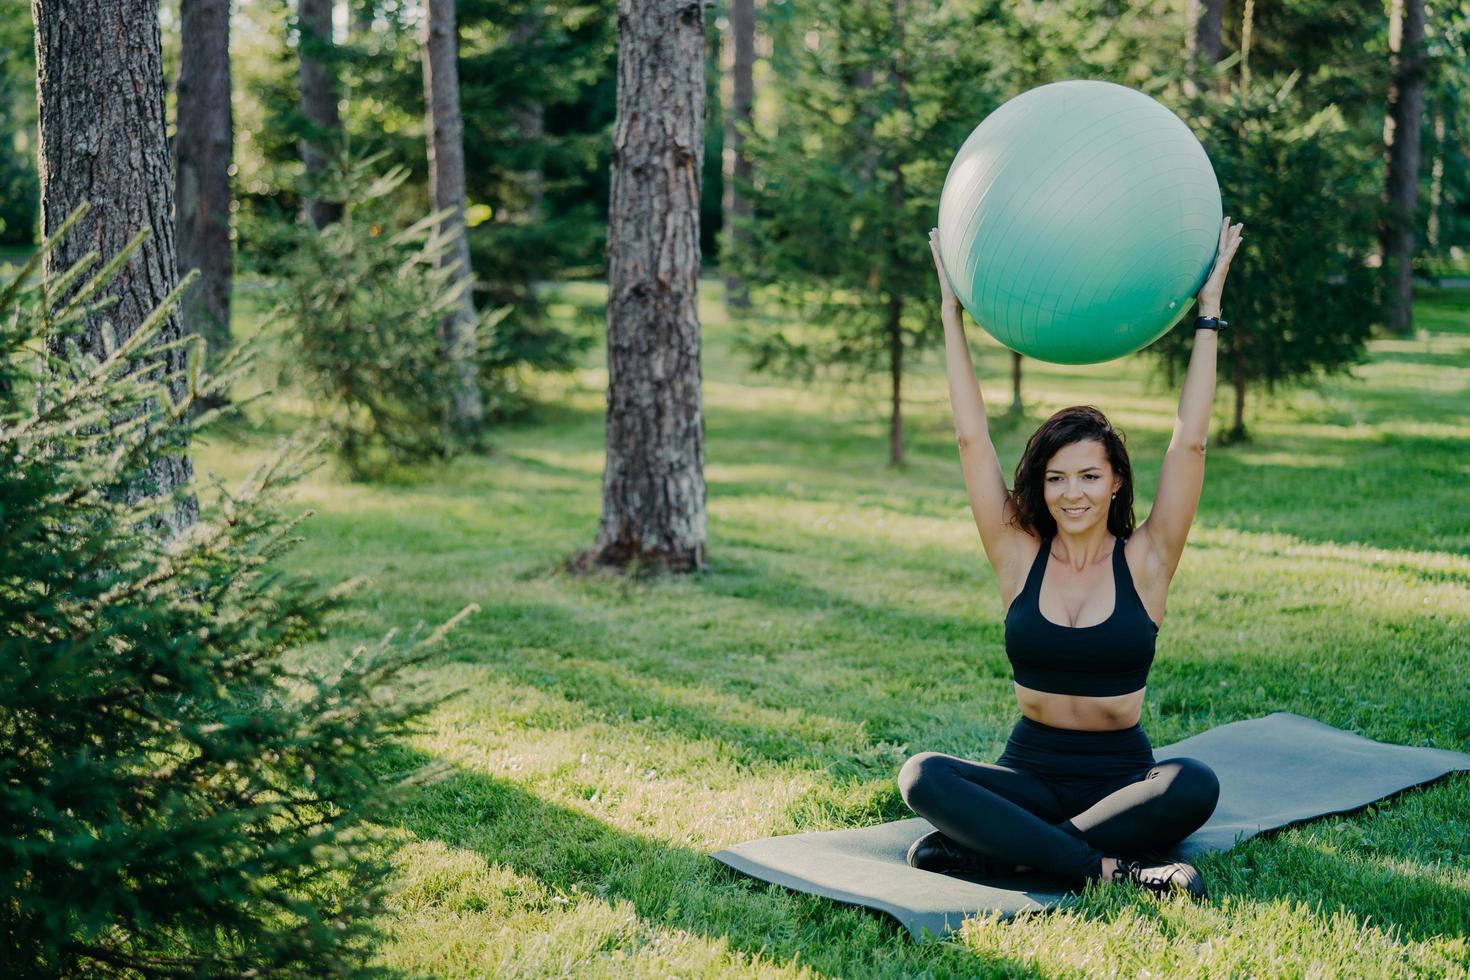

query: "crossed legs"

left=897, top=751, right=1220, bottom=883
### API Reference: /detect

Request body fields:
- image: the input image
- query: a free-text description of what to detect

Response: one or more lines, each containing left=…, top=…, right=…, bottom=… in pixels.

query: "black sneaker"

left=905, top=831, right=1007, bottom=877
left=1114, top=858, right=1207, bottom=900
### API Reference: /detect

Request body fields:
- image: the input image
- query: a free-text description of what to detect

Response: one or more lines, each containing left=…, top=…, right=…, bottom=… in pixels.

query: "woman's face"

left=1043, top=439, right=1122, bottom=534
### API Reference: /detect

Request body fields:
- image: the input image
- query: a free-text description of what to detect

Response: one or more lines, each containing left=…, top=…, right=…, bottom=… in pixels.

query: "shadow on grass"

left=385, top=752, right=1051, bottom=977
left=1209, top=783, right=1470, bottom=944
left=1197, top=428, right=1470, bottom=555
left=384, top=750, right=1470, bottom=970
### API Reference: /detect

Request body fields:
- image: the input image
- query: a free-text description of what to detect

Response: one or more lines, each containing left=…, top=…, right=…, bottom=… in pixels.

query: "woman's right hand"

left=928, top=228, right=962, bottom=316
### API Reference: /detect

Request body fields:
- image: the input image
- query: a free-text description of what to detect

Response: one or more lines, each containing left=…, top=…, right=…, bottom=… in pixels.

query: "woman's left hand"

left=1197, top=216, right=1244, bottom=317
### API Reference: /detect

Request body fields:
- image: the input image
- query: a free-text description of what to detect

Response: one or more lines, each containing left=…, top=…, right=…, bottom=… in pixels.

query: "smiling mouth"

left=1061, top=506, right=1089, bottom=516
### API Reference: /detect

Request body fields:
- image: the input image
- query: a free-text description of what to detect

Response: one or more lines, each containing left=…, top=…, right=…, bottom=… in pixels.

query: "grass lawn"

left=196, top=283, right=1470, bottom=977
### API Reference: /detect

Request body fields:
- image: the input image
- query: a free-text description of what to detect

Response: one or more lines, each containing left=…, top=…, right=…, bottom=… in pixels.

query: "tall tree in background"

left=298, top=0, right=342, bottom=228
left=422, top=0, right=485, bottom=436
left=721, top=0, right=755, bottom=311
left=1186, top=0, right=1226, bottom=67
left=1152, top=71, right=1380, bottom=440
left=175, top=0, right=234, bottom=359
left=0, top=2, right=37, bottom=245
left=32, top=0, right=197, bottom=533
left=730, top=0, right=999, bottom=465
left=1380, top=0, right=1426, bottom=334
left=509, top=7, right=546, bottom=222
left=1183, top=0, right=1225, bottom=99
left=577, top=0, right=707, bottom=573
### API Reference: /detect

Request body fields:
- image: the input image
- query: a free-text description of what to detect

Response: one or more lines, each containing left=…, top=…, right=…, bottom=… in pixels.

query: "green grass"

left=195, top=282, right=1470, bottom=978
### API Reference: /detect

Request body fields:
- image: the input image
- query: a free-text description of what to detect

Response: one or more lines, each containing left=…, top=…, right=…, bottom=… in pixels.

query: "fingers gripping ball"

left=937, top=80, right=1223, bottom=364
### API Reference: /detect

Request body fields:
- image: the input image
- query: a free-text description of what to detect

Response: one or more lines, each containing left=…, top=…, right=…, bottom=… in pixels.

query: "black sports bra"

left=1003, top=535, right=1159, bottom=697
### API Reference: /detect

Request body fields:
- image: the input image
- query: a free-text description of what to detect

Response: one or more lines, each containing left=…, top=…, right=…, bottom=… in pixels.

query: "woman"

left=899, top=217, right=1245, bottom=898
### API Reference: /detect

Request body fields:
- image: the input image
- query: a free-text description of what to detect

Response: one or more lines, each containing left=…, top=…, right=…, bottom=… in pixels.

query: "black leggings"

left=898, top=716, right=1219, bottom=883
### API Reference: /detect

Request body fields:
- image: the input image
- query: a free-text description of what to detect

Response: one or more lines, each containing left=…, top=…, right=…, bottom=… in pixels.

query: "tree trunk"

left=1183, top=0, right=1225, bottom=97
left=578, top=0, right=707, bottom=574
left=510, top=11, right=545, bottom=222
left=175, top=0, right=233, bottom=362
left=1229, top=345, right=1247, bottom=442
left=298, top=0, right=342, bottom=228
left=1379, top=0, right=1426, bottom=334
left=888, top=293, right=903, bottom=466
left=33, top=0, right=198, bottom=534
left=1239, top=0, right=1255, bottom=92
left=1186, top=0, right=1224, bottom=64
left=886, top=0, right=906, bottom=467
left=1009, top=351, right=1023, bottom=414
left=721, top=0, right=754, bottom=311
left=1427, top=102, right=1445, bottom=251
left=422, top=0, right=484, bottom=436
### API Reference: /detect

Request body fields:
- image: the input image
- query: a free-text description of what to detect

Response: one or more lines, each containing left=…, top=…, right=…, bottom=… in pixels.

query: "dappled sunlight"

left=958, top=886, right=1467, bottom=975
left=1230, top=448, right=1349, bottom=469
left=420, top=659, right=874, bottom=792
left=384, top=839, right=831, bottom=978
left=188, top=281, right=1470, bottom=973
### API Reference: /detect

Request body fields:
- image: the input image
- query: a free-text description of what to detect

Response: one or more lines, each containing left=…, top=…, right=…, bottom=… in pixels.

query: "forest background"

left=4, top=0, right=1470, bottom=975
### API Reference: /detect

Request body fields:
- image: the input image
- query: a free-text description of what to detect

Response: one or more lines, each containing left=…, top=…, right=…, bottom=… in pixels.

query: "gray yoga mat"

left=712, top=712, right=1470, bottom=940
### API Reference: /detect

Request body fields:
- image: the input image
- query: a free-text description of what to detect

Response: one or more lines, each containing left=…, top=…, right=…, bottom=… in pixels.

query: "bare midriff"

left=1014, top=683, right=1146, bottom=731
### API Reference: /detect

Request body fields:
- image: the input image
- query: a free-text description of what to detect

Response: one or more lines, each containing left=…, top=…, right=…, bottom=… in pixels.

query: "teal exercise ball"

left=937, top=80, right=1222, bottom=364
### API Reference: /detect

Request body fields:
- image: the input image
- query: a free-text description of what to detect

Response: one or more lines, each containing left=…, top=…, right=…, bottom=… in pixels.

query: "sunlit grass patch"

left=193, top=281, right=1470, bottom=977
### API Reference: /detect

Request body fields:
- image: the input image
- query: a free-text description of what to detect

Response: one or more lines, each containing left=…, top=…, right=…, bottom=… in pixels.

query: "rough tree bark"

left=298, top=0, right=342, bottom=228
left=422, top=0, right=485, bottom=435
left=1380, top=0, right=1426, bottom=335
left=32, top=0, right=198, bottom=533
left=577, top=0, right=707, bottom=573
left=175, top=0, right=233, bottom=361
left=721, top=0, right=754, bottom=311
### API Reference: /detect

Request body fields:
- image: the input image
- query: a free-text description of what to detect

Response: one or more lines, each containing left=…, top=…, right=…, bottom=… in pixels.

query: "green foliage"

left=457, top=0, right=616, bottom=276
left=0, top=0, right=37, bottom=245
left=727, top=0, right=1002, bottom=403
left=1150, top=71, right=1381, bottom=438
left=1421, top=0, right=1470, bottom=264
left=0, top=215, right=471, bottom=975
left=274, top=153, right=498, bottom=477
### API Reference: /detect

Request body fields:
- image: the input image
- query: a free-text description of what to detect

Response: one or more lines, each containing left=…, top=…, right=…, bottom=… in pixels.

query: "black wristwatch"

left=1195, top=315, right=1228, bottom=331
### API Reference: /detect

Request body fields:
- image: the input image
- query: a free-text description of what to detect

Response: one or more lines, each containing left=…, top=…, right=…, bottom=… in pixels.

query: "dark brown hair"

left=1009, top=406, right=1136, bottom=540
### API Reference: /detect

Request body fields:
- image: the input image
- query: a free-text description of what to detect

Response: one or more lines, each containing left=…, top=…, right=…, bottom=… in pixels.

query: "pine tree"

left=1380, top=0, right=1427, bottom=334
left=175, top=0, right=235, bottom=360
left=577, top=0, right=708, bottom=573
left=1150, top=73, right=1380, bottom=440
left=33, top=0, right=197, bottom=533
left=727, top=0, right=1000, bottom=464
left=422, top=0, right=486, bottom=436
left=275, top=154, right=506, bottom=477
left=298, top=0, right=343, bottom=228
left=0, top=214, right=473, bottom=974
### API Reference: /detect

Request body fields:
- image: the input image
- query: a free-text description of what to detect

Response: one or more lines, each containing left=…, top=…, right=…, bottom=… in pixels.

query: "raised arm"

left=1138, top=216, right=1244, bottom=580
left=929, top=229, right=1034, bottom=584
